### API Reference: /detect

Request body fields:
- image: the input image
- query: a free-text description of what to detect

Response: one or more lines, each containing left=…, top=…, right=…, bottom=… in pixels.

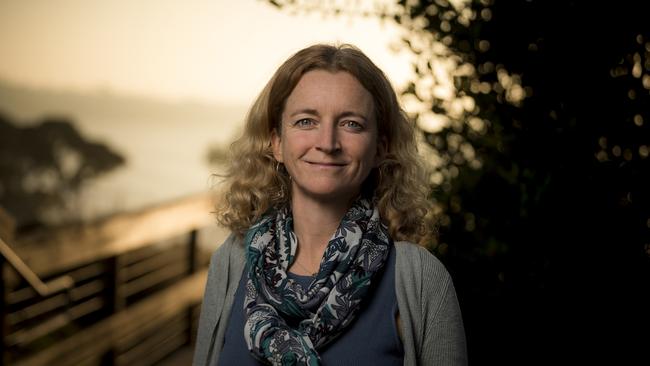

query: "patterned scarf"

left=243, top=198, right=392, bottom=365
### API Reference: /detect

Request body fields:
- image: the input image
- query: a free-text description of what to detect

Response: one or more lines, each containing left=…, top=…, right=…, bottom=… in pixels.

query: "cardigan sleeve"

left=192, top=234, right=238, bottom=366
left=416, top=245, right=468, bottom=366
left=395, top=242, right=468, bottom=366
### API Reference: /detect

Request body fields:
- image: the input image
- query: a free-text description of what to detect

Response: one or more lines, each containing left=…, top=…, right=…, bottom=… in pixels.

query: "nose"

left=315, top=122, right=341, bottom=154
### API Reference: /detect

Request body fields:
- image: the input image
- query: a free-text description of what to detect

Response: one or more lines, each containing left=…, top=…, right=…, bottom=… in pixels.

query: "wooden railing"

left=0, top=193, right=228, bottom=366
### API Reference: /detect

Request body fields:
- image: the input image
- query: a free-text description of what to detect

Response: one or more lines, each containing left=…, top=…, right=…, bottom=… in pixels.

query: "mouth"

left=305, top=161, right=347, bottom=167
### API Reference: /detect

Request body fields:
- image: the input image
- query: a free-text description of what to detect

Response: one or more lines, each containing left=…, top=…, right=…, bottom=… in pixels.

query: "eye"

left=294, top=118, right=314, bottom=128
left=342, top=120, right=363, bottom=130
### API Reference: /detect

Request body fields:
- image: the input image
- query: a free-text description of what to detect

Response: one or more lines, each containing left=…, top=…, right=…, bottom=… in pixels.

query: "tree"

left=0, top=112, right=125, bottom=231
left=265, top=1, right=650, bottom=363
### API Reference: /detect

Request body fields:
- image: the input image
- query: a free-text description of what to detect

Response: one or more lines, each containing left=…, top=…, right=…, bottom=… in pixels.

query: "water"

left=0, top=81, right=248, bottom=224
left=74, top=115, right=239, bottom=222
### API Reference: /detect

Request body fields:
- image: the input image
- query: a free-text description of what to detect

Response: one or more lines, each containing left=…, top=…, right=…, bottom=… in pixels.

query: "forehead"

left=283, top=70, right=374, bottom=116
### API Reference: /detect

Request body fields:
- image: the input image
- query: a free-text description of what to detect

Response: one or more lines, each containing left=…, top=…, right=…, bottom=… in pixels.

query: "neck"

left=289, top=193, right=354, bottom=269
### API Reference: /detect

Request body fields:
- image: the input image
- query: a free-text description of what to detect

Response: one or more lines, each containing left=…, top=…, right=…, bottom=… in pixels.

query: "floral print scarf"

left=243, top=198, right=392, bottom=365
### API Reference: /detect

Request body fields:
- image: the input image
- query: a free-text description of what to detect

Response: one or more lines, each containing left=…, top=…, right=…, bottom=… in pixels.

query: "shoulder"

left=394, top=241, right=454, bottom=307
left=201, top=233, right=246, bottom=313
left=204, top=234, right=246, bottom=292
left=209, top=233, right=246, bottom=269
left=394, top=241, right=451, bottom=284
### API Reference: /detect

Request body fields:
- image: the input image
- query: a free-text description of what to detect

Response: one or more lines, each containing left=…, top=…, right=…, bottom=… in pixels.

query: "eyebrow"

left=289, top=108, right=368, bottom=122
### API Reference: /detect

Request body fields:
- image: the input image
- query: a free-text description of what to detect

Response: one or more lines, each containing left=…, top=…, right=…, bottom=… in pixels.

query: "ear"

left=271, top=128, right=283, bottom=163
left=374, top=135, right=388, bottom=167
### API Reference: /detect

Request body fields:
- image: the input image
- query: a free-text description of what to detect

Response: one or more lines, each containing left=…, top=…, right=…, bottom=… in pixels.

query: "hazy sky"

left=0, top=0, right=412, bottom=104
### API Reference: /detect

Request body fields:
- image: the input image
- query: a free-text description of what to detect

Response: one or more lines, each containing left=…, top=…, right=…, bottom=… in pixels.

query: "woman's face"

left=272, top=70, right=384, bottom=204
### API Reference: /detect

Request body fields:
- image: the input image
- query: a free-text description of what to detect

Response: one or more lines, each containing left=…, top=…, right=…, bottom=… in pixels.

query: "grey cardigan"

left=193, top=235, right=467, bottom=366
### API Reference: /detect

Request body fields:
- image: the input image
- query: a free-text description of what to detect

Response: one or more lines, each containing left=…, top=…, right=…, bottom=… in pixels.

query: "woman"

left=193, top=44, right=467, bottom=366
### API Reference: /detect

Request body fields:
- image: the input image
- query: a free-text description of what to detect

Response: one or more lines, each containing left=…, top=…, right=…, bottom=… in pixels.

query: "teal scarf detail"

left=243, top=198, right=392, bottom=365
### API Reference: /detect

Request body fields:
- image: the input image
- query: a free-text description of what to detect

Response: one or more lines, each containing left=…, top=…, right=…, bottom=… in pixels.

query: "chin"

left=297, top=185, right=359, bottom=203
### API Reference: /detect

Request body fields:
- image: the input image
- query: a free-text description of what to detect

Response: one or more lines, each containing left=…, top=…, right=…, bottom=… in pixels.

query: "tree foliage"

left=0, top=111, right=125, bottom=230
left=265, top=0, right=649, bottom=363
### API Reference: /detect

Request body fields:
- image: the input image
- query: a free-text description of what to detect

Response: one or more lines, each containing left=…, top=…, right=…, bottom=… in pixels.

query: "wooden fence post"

left=187, top=229, right=198, bottom=348
left=0, top=206, right=15, bottom=366
left=188, top=229, right=197, bottom=275
left=0, top=255, right=7, bottom=366
left=103, top=255, right=123, bottom=366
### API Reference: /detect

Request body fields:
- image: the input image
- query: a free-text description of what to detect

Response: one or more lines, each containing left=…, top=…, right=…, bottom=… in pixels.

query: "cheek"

left=280, top=136, right=306, bottom=164
left=359, top=140, right=379, bottom=166
left=285, top=132, right=312, bottom=151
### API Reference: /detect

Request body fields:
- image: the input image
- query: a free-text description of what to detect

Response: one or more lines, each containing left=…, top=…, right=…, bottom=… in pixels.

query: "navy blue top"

left=218, top=244, right=403, bottom=365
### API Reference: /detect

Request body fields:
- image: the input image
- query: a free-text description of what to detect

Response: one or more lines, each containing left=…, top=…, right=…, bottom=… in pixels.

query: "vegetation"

left=0, top=112, right=125, bottom=230
left=265, top=0, right=650, bottom=363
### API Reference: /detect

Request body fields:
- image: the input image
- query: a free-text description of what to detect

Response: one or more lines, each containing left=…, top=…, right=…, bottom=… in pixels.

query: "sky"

left=0, top=0, right=413, bottom=105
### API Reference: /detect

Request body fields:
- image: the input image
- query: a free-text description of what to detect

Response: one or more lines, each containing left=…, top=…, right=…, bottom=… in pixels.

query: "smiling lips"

left=305, top=161, right=347, bottom=167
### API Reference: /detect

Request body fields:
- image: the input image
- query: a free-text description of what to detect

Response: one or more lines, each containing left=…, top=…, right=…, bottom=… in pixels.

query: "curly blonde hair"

left=214, top=44, right=435, bottom=245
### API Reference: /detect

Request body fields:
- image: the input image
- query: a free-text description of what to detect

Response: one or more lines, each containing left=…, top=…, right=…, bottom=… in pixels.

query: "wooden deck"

left=158, top=345, right=194, bottom=366
left=0, top=193, right=228, bottom=366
